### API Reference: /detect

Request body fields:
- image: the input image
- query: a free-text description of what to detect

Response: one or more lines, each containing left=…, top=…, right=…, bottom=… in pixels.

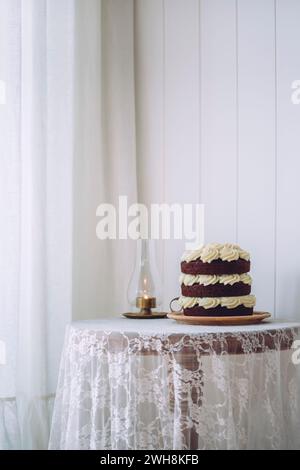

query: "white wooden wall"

left=135, top=0, right=300, bottom=320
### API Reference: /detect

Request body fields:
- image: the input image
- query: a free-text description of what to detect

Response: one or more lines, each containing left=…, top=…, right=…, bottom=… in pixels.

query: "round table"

left=49, top=318, right=300, bottom=450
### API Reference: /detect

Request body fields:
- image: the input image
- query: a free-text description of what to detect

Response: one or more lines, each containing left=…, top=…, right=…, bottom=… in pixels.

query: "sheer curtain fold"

left=72, top=0, right=137, bottom=320
left=0, top=0, right=137, bottom=449
left=16, top=0, right=74, bottom=449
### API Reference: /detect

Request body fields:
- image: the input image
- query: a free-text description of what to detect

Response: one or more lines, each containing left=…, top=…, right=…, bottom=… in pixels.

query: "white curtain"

left=0, top=0, right=137, bottom=449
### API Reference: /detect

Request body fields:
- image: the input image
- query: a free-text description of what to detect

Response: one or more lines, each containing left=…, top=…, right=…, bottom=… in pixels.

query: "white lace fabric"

left=49, top=319, right=300, bottom=450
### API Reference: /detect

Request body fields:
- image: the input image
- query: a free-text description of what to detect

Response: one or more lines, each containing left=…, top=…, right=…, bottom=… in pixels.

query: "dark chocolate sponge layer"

left=181, top=282, right=251, bottom=298
left=183, top=306, right=253, bottom=317
left=181, top=258, right=250, bottom=275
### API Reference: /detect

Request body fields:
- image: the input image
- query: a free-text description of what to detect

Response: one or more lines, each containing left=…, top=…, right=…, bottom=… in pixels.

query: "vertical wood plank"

left=134, top=0, right=165, bottom=288
left=164, top=0, right=200, bottom=306
left=134, top=0, right=164, bottom=207
left=237, top=0, right=276, bottom=314
left=276, top=0, right=300, bottom=320
left=200, top=0, right=238, bottom=243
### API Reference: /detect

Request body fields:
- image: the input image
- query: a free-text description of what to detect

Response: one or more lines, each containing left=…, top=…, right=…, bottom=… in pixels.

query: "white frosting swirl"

left=182, top=243, right=250, bottom=264
left=179, top=273, right=252, bottom=286
left=178, top=295, right=256, bottom=310
left=201, top=244, right=221, bottom=263
left=219, top=245, right=239, bottom=262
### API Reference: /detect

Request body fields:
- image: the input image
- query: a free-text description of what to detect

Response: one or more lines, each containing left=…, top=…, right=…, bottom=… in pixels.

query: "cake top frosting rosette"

left=181, top=243, right=250, bottom=264
left=181, top=243, right=251, bottom=276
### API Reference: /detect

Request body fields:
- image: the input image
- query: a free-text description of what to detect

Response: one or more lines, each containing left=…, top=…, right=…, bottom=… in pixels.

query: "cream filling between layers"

left=181, top=243, right=250, bottom=263
left=178, top=295, right=256, bottom=310
left=179, top=273, right=252, bottom=286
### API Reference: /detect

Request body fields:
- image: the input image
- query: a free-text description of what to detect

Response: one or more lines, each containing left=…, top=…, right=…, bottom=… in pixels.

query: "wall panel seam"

left=162, top=0, right=166, bottom=308
left=235, top=0, right=240, bottom=244
left=198, top=0, right=202, bottom=206
left=274, top=0, right=278, bottom=319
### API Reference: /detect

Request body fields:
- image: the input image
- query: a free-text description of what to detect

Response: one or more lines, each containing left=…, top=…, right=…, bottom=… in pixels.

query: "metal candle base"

left=122, top=312, right=168, bottom=319
left=136, top=296, right=156, bottom=314
left=122, top=296, right=168, bottom=319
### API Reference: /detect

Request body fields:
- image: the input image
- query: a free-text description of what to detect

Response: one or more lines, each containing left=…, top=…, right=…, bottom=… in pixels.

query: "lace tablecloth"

left=49, top=318, right=300, bottom=450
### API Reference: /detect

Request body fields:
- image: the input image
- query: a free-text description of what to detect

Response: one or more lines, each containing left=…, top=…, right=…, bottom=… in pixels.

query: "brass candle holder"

left=123, top=296, right=168, bottom=319
left=123, top=239, right=168, bottom=319
left=136, top=296, right=156, bottom=315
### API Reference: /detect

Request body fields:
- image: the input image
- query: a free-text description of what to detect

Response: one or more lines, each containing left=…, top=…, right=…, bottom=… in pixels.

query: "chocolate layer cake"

left=178, top=243, right=256, bottom=317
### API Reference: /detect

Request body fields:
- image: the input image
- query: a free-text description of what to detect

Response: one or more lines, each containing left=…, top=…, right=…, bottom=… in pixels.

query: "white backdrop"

left=0, top=0, right=300, bottom=450
left=135, top=0, right=300, bottom=321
